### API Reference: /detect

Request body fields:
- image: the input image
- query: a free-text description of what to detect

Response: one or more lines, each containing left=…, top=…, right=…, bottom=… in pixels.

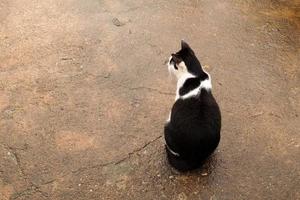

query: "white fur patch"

left=176, top=72, right=195, bottom=100
left=167, top=59, right=189, bottom=80
left=167, top=56, right=173, bottom=75
left=166, top=143, right=180, bottom=157
left=181, top=86, right=200, bottom=99
left=200, top=78, right=212, bottom=90
left=180, top=78, right=212, bottom=99
left=167, top=112, right=171, bottom=122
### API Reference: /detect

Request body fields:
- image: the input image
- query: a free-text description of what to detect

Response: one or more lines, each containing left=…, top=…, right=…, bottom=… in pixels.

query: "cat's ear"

left=181, top=40, right=194, bottom=54
left=181, top=40, right=190, bottom=50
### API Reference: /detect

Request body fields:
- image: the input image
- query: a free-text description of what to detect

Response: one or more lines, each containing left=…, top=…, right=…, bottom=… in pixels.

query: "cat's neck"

left=175, top=72, right=212, bottom=100
left=175, top=73, right=195, bottom=100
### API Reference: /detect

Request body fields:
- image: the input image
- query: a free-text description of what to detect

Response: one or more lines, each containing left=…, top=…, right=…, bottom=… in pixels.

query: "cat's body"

left=164, top=41, right=221, bottom=171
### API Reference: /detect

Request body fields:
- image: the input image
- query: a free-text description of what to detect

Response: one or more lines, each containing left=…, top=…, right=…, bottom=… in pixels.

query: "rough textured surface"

left=0, top=0, right=299, bottom=199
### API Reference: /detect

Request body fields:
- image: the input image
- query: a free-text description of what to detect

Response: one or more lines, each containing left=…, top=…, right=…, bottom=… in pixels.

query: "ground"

left=0, top=0, right=299, bottom=199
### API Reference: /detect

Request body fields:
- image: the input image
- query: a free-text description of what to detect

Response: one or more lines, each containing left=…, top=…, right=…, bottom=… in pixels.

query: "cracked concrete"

left=0, top=0, right=300, bottom=199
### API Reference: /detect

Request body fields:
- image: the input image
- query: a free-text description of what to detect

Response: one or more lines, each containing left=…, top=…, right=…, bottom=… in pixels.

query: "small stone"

left=203, top=65, right=210, bottom=69
left=210, top=195, right=217, bottom=200
left=251, top=111, right=264, bottom=118
left=157, top=174, right=161, bottom=177
left=61, top=57, right=73, bottom=61
left=169, top=175, right=174, bottom=179
left=78, top=183, right=81, bottom=187
left=112, top=17, right=125, bottom=27
left=89, top=189, right=93, bottom=192
left=201, top=172, right=208, bottom=176
left=178, top=192, right=187, bottom=200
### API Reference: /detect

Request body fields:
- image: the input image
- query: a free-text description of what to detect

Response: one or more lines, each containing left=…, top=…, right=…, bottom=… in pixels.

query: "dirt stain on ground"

left=0, top=184, right=14, bottom=200
left=55, top=131, right=95, bottom=152
left=0, top=93, right=9, bottom=111
left=237, top=0, right=300, bottom=27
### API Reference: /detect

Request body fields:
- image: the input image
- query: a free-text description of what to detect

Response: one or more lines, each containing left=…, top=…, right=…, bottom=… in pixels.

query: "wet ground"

left=0, top=0, right=299, bottom=199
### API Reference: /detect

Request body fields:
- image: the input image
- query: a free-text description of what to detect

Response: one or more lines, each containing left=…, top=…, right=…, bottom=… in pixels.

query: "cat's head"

left=168, top=40, right=208, bottom=80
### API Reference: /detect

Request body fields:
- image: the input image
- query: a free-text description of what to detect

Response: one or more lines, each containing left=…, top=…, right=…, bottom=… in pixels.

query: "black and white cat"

left=164, top=40, right=221, bottom=171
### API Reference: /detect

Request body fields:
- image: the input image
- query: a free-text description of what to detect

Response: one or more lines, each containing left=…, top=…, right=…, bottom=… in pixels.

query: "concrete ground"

left=0, top=0, right=299, bottom=199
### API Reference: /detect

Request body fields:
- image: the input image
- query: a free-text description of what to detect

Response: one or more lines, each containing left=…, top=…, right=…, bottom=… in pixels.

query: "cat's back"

left=171, top=88, right=221, bottom=130
left=165, top=89, right=221, bottom=159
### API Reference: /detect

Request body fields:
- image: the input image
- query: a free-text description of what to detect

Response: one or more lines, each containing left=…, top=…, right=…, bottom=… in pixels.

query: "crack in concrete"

left=10, top=135, right=163, bottom=199
left=11, top=185, right=48, bottom=200
left=38, top=179, right=57, bottom=186
left=10, top=150, right=25, bottom=177
left=0, top=144, right=27, bottom=180
left=114, top=135, right=163, bottom=165
left=72, top=135, right=163, bottom=174
left=0, top=143, right=48, bottom=199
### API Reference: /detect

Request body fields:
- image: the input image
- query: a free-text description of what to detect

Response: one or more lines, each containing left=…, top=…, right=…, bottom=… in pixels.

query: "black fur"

left=179, top=77, right=201, bottom=96
left=164, top=41, right=221, bottom=171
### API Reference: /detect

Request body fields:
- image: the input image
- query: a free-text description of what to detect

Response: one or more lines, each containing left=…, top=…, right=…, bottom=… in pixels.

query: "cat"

left=164, top=40, right=221, bottom=171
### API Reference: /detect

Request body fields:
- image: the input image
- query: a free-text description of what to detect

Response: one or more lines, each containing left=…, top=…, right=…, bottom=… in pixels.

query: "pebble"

left=112, top=17, right=125, bottom=27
